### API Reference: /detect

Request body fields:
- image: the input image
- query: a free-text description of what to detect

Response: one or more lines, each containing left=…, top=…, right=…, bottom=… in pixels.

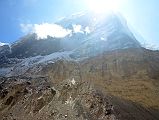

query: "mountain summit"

left=7, top=12, right=140, bottom=59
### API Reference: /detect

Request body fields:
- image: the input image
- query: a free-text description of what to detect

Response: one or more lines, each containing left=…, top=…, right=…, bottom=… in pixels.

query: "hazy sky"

left=0, top=0, right=158, bottom=48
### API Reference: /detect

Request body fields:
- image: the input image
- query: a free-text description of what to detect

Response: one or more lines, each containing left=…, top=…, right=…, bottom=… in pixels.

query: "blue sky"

left=0, top=0, right=159, bottom=48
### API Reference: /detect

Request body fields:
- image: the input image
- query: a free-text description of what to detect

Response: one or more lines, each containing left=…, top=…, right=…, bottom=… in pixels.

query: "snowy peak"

left=5, top=12, right=141, bottom=59
left=63, top=12, right=141, bottom=58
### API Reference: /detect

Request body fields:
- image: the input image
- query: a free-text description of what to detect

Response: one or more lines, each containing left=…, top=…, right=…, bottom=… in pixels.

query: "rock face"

left=8, top=34, right=62, bottom=59
left=0, top=12, right=159, bottom=120
left=0, top=45, right=11, bottom=58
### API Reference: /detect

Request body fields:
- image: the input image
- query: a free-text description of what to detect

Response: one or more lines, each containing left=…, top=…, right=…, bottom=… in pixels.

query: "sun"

left=86, top=0, right=121, bottom=13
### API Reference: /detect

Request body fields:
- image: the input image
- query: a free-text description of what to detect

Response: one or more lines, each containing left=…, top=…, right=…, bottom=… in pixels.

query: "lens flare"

left=86, top=0, right=122, bottom=13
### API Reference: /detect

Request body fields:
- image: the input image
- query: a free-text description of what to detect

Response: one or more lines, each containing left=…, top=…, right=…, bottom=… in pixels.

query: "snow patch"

left=71, top=78, right=76, bottom=85
left=72, top=24, right=84, bottom=34
left=85, top=26, right=91, bottom=34
left=100, top=37, right=105, bottom=41
left=72, top=24, right=91, bottom=35
left=7, top=51, right=73, bottom=76
left=37, top=51, right=72, bottom=64
left=0, top=42, right=9, bottom=46
left=65, top=96, right=74, bottom=105
left=0, top=67, right=13, bottom=76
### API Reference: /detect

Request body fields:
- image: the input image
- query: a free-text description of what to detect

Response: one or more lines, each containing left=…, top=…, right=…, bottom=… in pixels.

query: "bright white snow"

left=72, top=24, right=84, bottom=34
left=0, top=42, right=9, bottom=46
left=71, top=78, right=76, bottom=85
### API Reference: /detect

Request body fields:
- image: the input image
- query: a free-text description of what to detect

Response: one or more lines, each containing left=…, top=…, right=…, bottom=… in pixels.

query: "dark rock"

left=51, top=88, right=56, bottom=96
left=1, top=89, right=9, bottom=98
left=33, top=98, right=45, bottom=113
left=5, top=96, right=14, bottom=105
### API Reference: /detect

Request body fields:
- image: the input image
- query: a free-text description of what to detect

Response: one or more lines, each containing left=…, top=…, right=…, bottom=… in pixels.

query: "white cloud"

left=20, top=23, right=72, bottom=39
left=100, top=37, right=107, bottom=41
left=20, top=23, right=91, bottom=40
left=34, top=23, right=72, bottom=39
left=72, top=24, right=84, bottom=34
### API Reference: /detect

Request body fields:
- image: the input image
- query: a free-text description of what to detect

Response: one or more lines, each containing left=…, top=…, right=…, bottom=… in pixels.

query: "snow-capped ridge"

left=1, top=51, right=73, bottom=77
left=0, top=42, right=9, bottom=46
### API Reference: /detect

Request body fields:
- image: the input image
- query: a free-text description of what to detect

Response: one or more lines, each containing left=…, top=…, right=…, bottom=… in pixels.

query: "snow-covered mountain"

left=0, top=12, right=142, bottom=76
left=60, top=12, right=141, bottom=58
left=5, top=12, right=140, bottom=59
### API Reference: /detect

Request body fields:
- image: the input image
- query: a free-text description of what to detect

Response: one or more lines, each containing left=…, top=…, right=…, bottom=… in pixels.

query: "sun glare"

left=86, top=0, right=122, bottom=13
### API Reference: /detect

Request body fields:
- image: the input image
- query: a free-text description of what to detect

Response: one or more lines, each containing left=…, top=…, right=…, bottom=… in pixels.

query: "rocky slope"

left=0, top=73, right=159, bottom=120
left=0, top=76, right=117, bottom=120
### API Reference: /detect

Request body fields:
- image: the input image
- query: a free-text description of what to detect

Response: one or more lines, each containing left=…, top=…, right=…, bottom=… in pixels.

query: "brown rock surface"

left=0, top=48, right=159, bottom=120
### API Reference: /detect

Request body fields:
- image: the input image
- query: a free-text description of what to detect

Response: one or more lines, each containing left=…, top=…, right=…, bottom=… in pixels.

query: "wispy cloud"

left=23, top=0, right=38, bottom=6
left=20, top=23, right=33, bottom=34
